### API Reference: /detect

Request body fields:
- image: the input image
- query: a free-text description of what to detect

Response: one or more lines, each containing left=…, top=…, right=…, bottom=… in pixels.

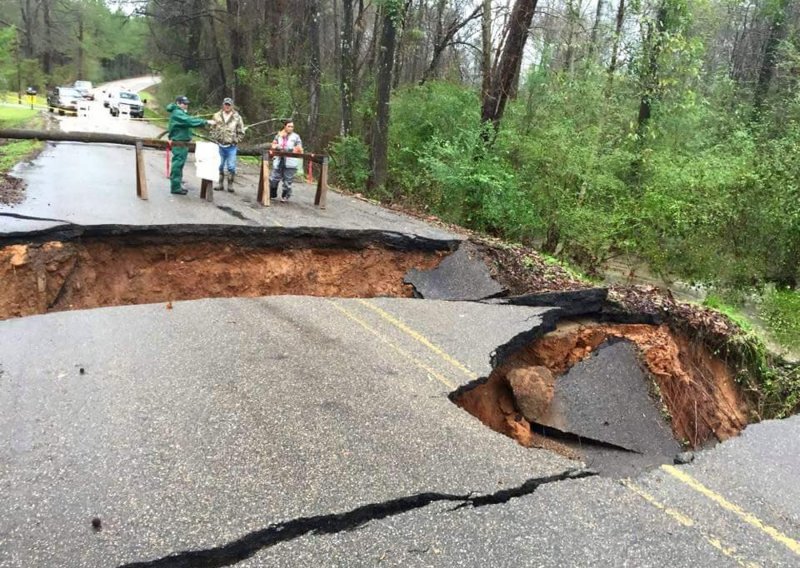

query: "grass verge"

left=1, top=92, right=47, bottom=108
left=139, top=88, right=168, bottom=131
left=0, top=105, right=44, bottom=175
left=0, top=106, right=39, bottom=129
left=0, top=140, right=41, bottom=172
left=700, top=292, right=800, bottom=419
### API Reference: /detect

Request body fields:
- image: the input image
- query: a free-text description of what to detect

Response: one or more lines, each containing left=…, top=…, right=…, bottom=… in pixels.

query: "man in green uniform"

left=166, top=95, right=215, bottom=195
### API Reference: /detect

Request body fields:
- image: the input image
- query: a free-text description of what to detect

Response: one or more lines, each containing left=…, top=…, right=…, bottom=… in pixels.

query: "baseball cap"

left=223, top=97, right=233, bottom=105
left=175, top=95, right=190, bottom=104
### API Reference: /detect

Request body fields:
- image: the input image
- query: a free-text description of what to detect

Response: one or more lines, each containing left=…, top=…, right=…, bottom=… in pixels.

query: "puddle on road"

left=452, top=321, right=752, bottom=477
left=0, top=237, right=447, bottom=319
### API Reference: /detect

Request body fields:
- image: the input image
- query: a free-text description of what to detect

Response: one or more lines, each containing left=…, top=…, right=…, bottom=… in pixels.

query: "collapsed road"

left=1, top=85, right=799, bottom=567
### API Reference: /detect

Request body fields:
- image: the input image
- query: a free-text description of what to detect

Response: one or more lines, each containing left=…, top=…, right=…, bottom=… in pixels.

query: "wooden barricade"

left=0, top=129, right=331, bottom=207
left=263, top=149, right=329, bottom=209
left=135, top=141, right=148, bottom=200
left=199, top=179, right=214, bottom=202
left=256, top=150, right=271, bottom=207
left=314, top=157, right=329, bottom=209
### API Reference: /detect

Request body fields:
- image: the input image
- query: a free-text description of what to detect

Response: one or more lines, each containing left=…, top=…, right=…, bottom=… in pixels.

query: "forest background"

left=1, top=0, right=798, bottom=350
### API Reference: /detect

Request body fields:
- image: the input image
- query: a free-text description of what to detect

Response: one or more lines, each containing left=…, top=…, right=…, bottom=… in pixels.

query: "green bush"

left=387, top=81, right=482, bottom=206
left=157, top=66, right=204, bottom=110
left=761, top=288, right=800, bottom=352
left=329, top=135, right=370, bottom=189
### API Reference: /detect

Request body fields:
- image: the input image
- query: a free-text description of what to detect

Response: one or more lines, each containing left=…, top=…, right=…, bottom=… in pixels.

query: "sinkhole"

left=0, top=228, right=453, bottom=320
left=451, top=320, right=752, bottom=477
left=1, top=226, right=757, bottom=477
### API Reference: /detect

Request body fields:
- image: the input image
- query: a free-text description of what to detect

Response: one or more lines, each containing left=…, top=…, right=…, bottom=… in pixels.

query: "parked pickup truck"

left=109, top=90, right=144, bottom=118
left=73, top=80, right=95, bottom=101
left=47, top=86, right=82, bottom=115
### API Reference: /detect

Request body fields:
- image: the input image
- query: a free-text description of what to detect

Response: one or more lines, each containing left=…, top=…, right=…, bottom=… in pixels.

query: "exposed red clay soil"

left=454, top=322, right=751, bottom=456
left=0, top=240, right=446, bottom=319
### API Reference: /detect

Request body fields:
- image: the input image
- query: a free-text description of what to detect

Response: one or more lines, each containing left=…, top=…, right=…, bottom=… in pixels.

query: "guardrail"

left=0, top=128, right=330, bottom=208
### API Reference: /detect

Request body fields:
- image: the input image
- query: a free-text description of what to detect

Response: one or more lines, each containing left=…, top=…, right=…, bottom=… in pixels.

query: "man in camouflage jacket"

left=211, top=97, right=245, bottom=192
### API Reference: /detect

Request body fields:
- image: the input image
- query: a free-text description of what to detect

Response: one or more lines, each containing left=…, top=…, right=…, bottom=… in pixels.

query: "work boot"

left=226, top=172, right=235, bottom=193
left=214, top=172, right=224, bottom=191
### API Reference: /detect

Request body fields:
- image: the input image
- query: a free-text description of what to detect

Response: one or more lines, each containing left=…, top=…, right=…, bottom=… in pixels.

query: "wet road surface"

left=1, top=78, right=799, bottom=567
left=1, top=77, right=455, bottom=241
left=1, top=299, right=798, bottom=566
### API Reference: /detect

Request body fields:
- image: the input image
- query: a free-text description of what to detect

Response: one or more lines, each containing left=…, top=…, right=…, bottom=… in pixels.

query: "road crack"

left=118, top=468, right=596, bottom=568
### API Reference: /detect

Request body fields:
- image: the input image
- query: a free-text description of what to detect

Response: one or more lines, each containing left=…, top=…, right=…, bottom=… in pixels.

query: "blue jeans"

left=218, top=145, right=237, bottom=174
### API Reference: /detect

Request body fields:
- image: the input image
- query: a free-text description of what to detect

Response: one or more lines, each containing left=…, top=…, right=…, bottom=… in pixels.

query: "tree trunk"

left=333, top=0, right=341, bottom=85
left=307, top=0, right=322, bottom=147
left=77, top=12, right=84, bottom=79
left=637, top=2, right=667, bottom=134
left=211, top=11, right=229, bottom=98
left=392, top=0, right=412, bottom=89
left=340, top=0, right=355, bottom=136
left=730, top=3, right=752, bottom=83
left=481, top=0, right=492, bottom=103
left=185, top=0, right=204, bottom=71
left=265, top=0, right=287, bottom=67
left=364, top=6, right=382, bottom=77
left=753, top=0, right=790, bottom=113
left=588, top=0, right=605, bottom=60
left=41, top=0, right=53, bottom=75
left=563, top=0, right=576, bottom=73
left=19, top=0, right=37, bottom=58
left=606, top=0, right=625, bottom=90
left=480, top=0, right=538, bottom=133
left=368, top=2, right=401, bottom=191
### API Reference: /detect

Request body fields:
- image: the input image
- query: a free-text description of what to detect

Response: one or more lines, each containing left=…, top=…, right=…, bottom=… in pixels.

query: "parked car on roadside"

left=109, top=90, right=144, bottom=118
left=46, top=86, right=82, bottom=115
left=73, top=80, right=94, bottom=100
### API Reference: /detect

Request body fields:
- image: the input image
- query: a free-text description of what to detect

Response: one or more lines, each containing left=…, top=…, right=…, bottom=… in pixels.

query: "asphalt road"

left=1, top=78, right=799, bottom=567
left=1, top=298, right=798, bottom=567
left=0, top=77, right=455, bottom=241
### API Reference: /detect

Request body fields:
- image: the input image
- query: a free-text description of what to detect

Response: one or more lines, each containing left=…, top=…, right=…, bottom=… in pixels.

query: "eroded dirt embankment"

left=454, top=322, right=751, bottom=456
left=0, top=239, right=446, bottom=319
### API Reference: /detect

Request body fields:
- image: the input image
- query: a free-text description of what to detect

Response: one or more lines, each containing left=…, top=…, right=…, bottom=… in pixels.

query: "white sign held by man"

left=195, top=141, right=219, bottom=182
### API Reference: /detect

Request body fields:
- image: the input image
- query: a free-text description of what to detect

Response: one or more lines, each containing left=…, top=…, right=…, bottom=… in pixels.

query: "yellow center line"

left=662, top=464, right=800, bottom=556
left=329, top=300, right=456, bottom=390
left=356, top=299, right=477, bottom=380
left=623, top=480, right=760, bottom=568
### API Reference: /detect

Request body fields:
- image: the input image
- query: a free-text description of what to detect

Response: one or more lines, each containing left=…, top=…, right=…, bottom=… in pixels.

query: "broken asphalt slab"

left=0, top=222, right=461, bottom=252
left=0, top=296, right=576, bottom=566
left=541, top=339, right=681, bottom=457
left=488, top=287, right=609, bottom=317
left=404, top=241, right=506, bottom=301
